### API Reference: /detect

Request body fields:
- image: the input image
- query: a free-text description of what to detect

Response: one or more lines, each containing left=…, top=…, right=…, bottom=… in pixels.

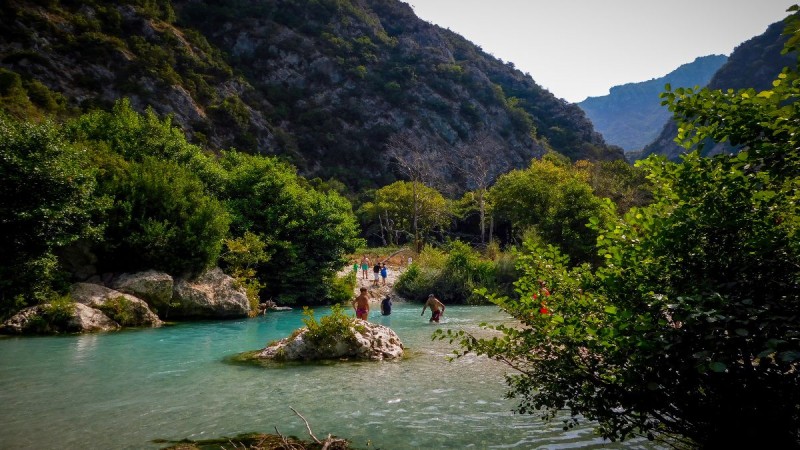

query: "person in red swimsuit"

left=352, top=287, right=370, bottom=320
left=421, top=294, right=445, bottom=323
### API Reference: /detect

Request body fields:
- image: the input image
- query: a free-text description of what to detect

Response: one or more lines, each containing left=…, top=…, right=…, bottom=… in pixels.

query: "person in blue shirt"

left=380, top=263, right=388, bottom=286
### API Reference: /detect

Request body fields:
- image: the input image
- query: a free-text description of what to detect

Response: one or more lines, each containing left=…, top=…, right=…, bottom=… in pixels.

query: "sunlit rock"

left=257, top=321, right=404, bottom=361
left=172, top=268, right=250, bottom=318
left=71, top=282, right=162, bottom=327
left=109, top=270, right=174, bottom=316
left=0, top=303, right=120, bottom=334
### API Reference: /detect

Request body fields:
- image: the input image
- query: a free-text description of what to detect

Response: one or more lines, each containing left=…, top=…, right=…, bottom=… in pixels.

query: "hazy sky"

left=409, top=0, right=795, bottom=103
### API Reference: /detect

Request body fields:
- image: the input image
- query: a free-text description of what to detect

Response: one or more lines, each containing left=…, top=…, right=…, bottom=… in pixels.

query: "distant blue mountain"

left=640, top=19, right=795, bottom=161
left=578, top=55, right=727, bottom=152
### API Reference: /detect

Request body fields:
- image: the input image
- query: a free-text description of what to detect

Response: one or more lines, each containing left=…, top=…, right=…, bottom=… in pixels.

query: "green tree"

left=489, top=154, right=612, bottom=264
left=68, top=99, right=227, bottom=194
left=441, top=11, right=800, bottom=447
left=221, top=151, right=362, bottom=304
left=0, top=115, right=101, bottom=317
left=360, top=181, right=450, bottom=248
left=68, top=100, right=230, bottom=275
left=98, top=156, right=230, bottom=275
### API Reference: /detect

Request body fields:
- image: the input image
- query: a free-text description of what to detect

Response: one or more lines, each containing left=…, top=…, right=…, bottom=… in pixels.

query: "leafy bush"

left=99, top=156, right=230, bottom=275
left=221, top=232, right=270, bottom=316
left=96, top=296, right=138, bottom=326
left=25, top=294, right=76, bottom=334
left=301, top=304, right=360, bottom=352
left=395, top=241, right=498, bottom=304
left=327, top=271, right=356, bottom=305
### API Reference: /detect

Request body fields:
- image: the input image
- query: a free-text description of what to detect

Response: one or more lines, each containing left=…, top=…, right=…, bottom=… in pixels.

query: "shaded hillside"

left=640, top=19, right=794, bottom=160
left=578, top=55, right=727, bottom=152
left=0, top=0, right=622, bottom=192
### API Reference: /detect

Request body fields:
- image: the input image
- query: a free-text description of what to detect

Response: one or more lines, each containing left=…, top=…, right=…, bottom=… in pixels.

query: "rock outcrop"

left=0, top=303, right=120, bottom=334
left=171, top=268, right=250, bottom=318
left=109, top=270, right=174, bottom=316
left=70, top=282, right=163, bottom=327
left=257, top=321, right=404, bottom=362
left=1, top=267, right=249, bottom=334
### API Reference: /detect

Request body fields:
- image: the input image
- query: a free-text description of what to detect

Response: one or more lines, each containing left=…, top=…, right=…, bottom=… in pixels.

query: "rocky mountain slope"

left=639, top=19, right=794, bottom=160
left=0, top=0, right=623, bottom=191
left=578, top=55, right=727, bottom=152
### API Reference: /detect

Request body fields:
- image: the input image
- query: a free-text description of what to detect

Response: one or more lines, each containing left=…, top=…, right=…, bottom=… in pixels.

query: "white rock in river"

left=257, top=321, right=404, bottom=361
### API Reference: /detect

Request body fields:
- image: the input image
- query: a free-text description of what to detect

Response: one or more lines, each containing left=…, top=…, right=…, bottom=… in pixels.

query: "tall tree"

left=452, top=132, right=504, bottom=245
left=361, top=181, right=450, bottom=248
left=386, top=131, right=443, bottom=251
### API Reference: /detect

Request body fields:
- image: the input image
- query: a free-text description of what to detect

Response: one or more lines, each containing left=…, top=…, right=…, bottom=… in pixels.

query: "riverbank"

left=341, top=249, right=413, bottom=305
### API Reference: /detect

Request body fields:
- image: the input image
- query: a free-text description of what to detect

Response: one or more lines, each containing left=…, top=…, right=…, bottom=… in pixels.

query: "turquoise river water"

left=0, top=303, right=658, bottom=449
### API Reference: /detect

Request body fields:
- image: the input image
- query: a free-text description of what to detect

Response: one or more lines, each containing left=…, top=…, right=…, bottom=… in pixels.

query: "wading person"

left=352, top=287, right=370, bottom=320
left=421, top=294, right=445, bottom=323
left=381, top=295, right=392, bottom=316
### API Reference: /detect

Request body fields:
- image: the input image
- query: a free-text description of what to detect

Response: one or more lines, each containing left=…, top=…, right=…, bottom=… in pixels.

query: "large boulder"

left=109, top=270, right=174, bottom=316
left=0, top=303, right=120, bottom=334
left=70, top=282, right=162, bottom=327
left=257, top=321, right=404, bottom=361
left=171, top=268, right=250, bottom=318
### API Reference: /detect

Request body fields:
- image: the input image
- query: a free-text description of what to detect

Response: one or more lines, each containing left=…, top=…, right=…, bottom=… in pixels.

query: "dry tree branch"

left=290, top=407, right=322, bottom=444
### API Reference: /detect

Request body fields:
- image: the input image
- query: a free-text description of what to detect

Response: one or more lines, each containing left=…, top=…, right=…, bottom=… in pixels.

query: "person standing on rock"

left=353, top=287, right=370, bottom=320
left=373, top=262, right=381, bottom=287
left=380, top=263, right=388, bottom=286
left=421, top=294, right=445, bottom=323
left=361, top=255, right=370, bottom=280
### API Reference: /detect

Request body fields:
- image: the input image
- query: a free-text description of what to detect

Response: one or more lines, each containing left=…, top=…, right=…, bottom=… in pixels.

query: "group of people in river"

left=351, top=287, right=444, bottom=323
left=351, top=254, right=445, bottom=323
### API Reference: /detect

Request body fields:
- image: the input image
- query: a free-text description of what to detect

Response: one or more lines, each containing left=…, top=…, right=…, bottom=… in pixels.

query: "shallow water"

left=0, top=304, right=656, bottom=449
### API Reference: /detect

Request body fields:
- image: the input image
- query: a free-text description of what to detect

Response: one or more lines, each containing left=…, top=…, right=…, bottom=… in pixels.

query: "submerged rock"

left=256, top=321, right=404, bottom=361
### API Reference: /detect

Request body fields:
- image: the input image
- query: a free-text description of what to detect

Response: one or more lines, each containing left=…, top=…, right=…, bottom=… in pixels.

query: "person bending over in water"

left=421, top=294, right=445, bottom=323
left=352, top=287, right=370, bottom=320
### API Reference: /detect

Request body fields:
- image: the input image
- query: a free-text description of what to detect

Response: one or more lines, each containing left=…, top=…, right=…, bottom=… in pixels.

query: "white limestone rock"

left=172, top=267, right=250, bottom=318
left=257, top=321, right=404, bottom=361
left=70, top=282, right=162, bottom=327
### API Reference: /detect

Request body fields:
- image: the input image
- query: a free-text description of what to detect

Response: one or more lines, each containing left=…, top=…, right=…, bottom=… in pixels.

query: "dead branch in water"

left=289, top=407, right=348, bottom=450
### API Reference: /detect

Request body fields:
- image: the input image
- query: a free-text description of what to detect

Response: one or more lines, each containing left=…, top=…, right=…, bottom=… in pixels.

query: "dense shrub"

left=97, top=156, right=229, bottom=275
left=395, top=241, right=499, bottom=304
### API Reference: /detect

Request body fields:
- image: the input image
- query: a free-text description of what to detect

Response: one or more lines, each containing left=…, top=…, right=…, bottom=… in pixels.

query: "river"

left=0, top=303, right=658, bottom=449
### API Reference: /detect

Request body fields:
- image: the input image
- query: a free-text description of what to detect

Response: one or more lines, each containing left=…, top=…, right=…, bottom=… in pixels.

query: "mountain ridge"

left=639, top=18, right=794, bottom=160
left=0, top=0, right=623, bottom=192
left=578, top=54, right=727, bottom=152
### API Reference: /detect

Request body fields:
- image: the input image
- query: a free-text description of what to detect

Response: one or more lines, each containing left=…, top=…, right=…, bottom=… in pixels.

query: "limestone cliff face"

left=1, top=0, right=622, bottom=190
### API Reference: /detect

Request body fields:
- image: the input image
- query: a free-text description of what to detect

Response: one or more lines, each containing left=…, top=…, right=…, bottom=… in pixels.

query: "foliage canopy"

left=440, top=10, right=800, bottom=447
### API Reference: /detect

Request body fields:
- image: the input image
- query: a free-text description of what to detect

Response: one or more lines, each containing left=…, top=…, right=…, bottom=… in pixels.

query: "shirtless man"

left=421, top=294, right=445, bottom=323
left=352, top=287, right=370, bottom=320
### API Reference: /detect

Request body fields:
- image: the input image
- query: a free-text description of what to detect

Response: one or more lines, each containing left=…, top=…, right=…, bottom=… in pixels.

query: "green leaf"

left=709, top=362, right=727, bottom=372
left=604, top=306, right=618, bottom=315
